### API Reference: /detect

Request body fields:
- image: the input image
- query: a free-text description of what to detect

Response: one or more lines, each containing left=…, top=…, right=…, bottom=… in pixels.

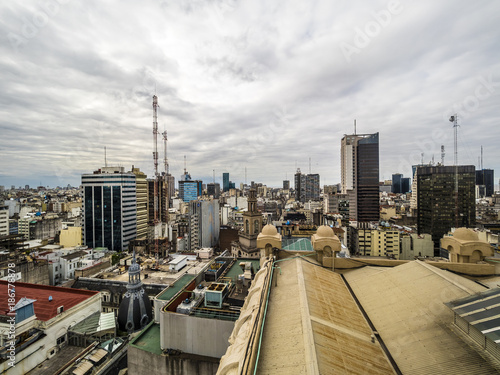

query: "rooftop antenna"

left=421, top=153, right=424, bottom=165
left=184, top=155, right=187, bottom=175
left=481, top=145, right=483, bottom=170
left=162, top=131, right=168, bottom=175
left=245, top=167, right=247, bottom=185
left=309, top=157, right=311, bottom=174
left=449, top=114, right=459, bottom=166
left=449, top=114, right=459, bottom=228
left=354, top=119, right=356, bottom=135
left=104, top=146, right=107, bottom=167
left=213, top=169, right=215, bottom=184
left=441, top=145, right=445, bottom=165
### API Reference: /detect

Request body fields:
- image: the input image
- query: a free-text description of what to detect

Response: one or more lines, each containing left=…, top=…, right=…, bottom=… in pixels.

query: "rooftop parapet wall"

left=334, top=258, right=496, bottom=276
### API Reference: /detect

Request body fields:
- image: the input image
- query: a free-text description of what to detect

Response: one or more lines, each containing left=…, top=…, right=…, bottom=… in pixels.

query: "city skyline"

left=1, top=1, right=500, bottom=188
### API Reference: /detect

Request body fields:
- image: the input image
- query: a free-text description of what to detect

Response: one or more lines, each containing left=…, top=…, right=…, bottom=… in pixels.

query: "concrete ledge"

left=334, top=258, right=496, bottom=276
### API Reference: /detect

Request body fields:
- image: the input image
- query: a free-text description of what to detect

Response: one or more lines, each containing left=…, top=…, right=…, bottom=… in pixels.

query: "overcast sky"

left=1, top=0, right=499, bottom=189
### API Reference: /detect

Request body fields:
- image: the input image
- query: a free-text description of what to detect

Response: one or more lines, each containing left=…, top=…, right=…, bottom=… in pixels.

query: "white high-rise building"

left=0, top=206, right=8, bottom=236
left=82, top=167, right=137, bottom=251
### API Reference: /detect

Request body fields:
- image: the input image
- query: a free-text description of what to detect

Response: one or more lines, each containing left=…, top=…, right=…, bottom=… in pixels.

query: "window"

left=56, top=335, right=66, bottom=346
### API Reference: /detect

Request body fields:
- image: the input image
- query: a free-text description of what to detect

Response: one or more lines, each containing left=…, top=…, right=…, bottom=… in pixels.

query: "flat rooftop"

left=156, top=274, right=195, bottom=301
left=129, top=322, right=162, bottom=355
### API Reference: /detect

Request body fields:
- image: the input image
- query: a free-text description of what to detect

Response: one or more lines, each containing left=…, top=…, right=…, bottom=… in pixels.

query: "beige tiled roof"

left=344, top=260, right=500, bottom=375
left=256, top=258, right=395, bottom=374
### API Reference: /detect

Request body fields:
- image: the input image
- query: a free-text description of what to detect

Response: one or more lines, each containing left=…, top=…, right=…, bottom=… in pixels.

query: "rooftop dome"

left=117, top=251, right=152, bottom=333
left=453, top=228, right=479, bottom=242
left=261, top=224, right=278, bottom=236
left=316, top=225, right=334, bottom=238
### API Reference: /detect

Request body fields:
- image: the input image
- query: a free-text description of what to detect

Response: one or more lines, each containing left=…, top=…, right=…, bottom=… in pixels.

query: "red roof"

left=0, top=280, right=98, bottom=321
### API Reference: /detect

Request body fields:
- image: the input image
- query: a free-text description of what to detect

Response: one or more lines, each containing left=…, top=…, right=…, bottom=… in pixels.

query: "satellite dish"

left=449, top=115, right=455, bottom=122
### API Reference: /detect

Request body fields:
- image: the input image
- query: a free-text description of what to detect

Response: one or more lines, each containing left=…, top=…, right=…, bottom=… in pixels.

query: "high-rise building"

left=392, top=174, right=411, bottom=194
left=283, top=180, right=290, bottom=190
left=0, top=206, right=9, bottom=236
left=207, top=183, right=221, bottom=198
left=82, top=167, right=137, bottom=251
left=188, top=199, right=220, bottom=249
left=294, top=169, right=320, bottom=203
left=401, top=177, right=410, bottom=194
left=132, top=167, right=148, bottom=239
left=341, top=133, right=380, bottom=223
left=417, top=165, right=476, bottom=254
left=165, top=174, right=175, bottom=207
left=147, top=177, right=168, bottom=224
left=295, top=169, right=305, bottom=202
left=223, top=173, right=230, bottom=192
left=179, top=180, right=202, bottom=202
left=392, top=173, right=402, bottom=194
left=476, top=169, right=494, bottom=197
left=306, top=174, right=320, bottom=201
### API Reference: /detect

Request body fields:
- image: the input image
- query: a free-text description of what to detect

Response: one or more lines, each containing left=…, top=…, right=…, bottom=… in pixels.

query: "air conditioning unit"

left=57, top=306, right=64, bottom=314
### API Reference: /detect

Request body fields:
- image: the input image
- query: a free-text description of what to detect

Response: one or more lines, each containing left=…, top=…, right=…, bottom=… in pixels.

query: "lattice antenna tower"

left=152, top=95, right=160, bottom=268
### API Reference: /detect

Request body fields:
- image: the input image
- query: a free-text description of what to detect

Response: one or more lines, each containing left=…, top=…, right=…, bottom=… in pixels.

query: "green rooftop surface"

left=157, top=274, right=195, bottom=301
left=129, top=322, right=162, bottom=355
left=282, top=237, right=313, bottom=251
left=224, top=259, right=261, bottom=281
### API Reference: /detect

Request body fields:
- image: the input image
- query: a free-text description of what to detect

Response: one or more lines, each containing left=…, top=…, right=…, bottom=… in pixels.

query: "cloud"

left=1, top=0, right=499, bottom=189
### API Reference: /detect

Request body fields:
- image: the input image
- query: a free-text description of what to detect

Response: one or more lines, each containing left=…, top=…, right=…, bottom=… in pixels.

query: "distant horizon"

left=1, top=165, right=498, bottom=192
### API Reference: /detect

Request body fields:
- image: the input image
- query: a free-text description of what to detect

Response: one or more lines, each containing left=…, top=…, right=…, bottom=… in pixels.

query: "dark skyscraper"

left=392, top=173, right=402, bottom=194
left=401, top=177, right=410, bottom=194
left=476, top=169, right=494, bottom=197
left=283, top=180, right=290, bottom=190
left=223, top=172, right=230, bottom=192
left=417, top=165, right=476, bottom=254
left=341, top=133, right=380, bottom=223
